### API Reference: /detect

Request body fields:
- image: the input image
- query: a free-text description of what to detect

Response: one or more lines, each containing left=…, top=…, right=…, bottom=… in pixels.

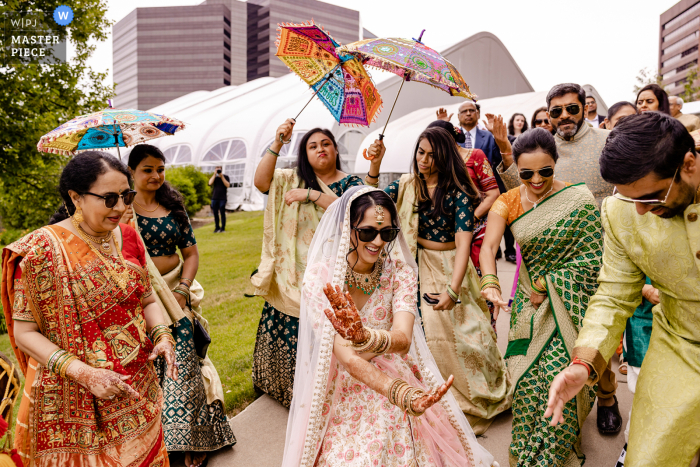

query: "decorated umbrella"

left=339, top=30, right=476, bottom=155
left=275, top=21, right=382, bottom=143
left=37, top=100, right=186, bottom=157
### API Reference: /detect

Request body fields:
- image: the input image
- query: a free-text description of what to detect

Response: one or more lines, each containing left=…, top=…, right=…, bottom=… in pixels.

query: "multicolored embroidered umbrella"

left=275, top=21, right=382, bottom=135
left=37, top=102, right=185, bottom=156
left=339, top=30, right=475, bottom=150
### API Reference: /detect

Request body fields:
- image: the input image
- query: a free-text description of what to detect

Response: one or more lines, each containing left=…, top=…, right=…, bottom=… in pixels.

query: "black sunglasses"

left=534, top=118, right=550, bottom=125
left=354, top=227, right=400, bottom=243
left=548, top=104, right=581, bottom=119
left=519, top=167, right=554, bottom=180
left=83, top=190, right=137, bottom=208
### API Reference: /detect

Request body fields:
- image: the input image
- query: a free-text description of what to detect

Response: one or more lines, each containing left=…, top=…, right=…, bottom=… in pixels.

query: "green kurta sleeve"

left=496, top=161, right=521, bottom=191
left=572, top=197, right=646, bottom=383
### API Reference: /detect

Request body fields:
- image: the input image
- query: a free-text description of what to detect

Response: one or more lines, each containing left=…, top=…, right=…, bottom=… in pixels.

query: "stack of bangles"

left=173, top=279, right=190, bottom=302
left=364, top=172, right=379, bottom=188
left=480, top=274, right=501, bottom=292
left=303, top=187, right=323, bottom=204
left=149, top=324, right=176, bottom=347
left=446, top=285, right=459, bottom=302
left=266, top=148, right=280, bottom=157
left=351, top=328, right=391, bottom=354
left=531, top=278, right=547, bottom=296
left=388, top=378, right=426, bottom=417
left=47, top=349, right=79, bottom=377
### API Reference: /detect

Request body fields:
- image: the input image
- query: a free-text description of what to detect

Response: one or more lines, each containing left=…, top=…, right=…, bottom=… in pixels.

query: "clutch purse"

left=184, top=293, right=211, bottom=359
left=192, top=316, right=211, bottom=359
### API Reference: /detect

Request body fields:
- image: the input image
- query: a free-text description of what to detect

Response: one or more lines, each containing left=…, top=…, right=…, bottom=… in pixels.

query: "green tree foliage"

left=679, top=66, right=700, bottom=103
left=0, top=1, right=114, bottom=231
left=632, top=67, right=664, bottom=95
left=165, top=166, right=212, bottom=216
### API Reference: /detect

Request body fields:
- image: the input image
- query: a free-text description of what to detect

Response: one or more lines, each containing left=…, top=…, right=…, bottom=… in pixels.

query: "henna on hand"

left=323, top=283, right=369, bottom=343
left=66, top=360, right=140, bottom=400
left=413, top=374, right=454, bottom=413
left=149, top=340, right=179, bottom=381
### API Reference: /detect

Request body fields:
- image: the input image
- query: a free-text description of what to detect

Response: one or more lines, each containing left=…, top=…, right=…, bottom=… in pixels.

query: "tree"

left=0, top=1, right=114, bottom=232
left=632, top=67, right=664, bottom=95
left=679, top=66, right=700, bottom=103
left=166, top=166, right=212, bottom=216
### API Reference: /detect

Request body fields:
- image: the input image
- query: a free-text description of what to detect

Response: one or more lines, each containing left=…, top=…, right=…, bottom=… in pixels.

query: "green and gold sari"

left=504, top=183, right=603, bottom=467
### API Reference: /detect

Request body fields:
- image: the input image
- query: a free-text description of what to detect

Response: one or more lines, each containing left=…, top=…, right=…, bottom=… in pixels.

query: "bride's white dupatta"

left=281, top=186, right=495, bottom=467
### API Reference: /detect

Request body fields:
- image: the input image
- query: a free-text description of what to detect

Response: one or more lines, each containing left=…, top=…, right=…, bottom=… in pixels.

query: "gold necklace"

left=345, top=259, right=383, bottom=295
left=525, top=184, right=555, bottom=209
left=426, top=184, right=437, bottom=189
left=71, top=217, right=130, bottom=291
left=133, top=200, right=160, bottom=212
left=75, top=224, right=113, bottom=253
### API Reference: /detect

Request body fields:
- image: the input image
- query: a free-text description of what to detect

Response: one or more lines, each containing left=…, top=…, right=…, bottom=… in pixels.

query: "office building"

left=113, top=0, right=363, bottom=109
left=660, top=0, right=700, bottom=96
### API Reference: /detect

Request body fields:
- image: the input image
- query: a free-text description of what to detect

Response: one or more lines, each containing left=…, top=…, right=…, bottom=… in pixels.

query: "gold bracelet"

left=351, top=329, right=375, bottom=352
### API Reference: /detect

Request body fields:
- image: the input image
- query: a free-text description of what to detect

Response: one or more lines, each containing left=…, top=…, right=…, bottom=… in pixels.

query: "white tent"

left=124, top=31, right=538, bottom=211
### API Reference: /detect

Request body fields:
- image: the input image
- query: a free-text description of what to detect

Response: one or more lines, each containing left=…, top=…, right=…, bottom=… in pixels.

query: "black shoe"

left=219, top=228, right=225, bottom=233
left=495, top=247, right=502, bottom=260
left=214, top=228, right=221, bottom=233
left=597, top=396, right=622, bottom=434
left=506, top=254, right=517, bottom=263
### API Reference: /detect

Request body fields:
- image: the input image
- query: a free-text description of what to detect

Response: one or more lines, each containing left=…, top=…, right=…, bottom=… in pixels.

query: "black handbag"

left=185, top=294, right=211, bottom=359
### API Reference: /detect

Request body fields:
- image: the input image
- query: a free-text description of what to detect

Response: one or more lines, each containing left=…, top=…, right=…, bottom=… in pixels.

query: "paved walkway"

left=175, top=257, right=632, bottom=466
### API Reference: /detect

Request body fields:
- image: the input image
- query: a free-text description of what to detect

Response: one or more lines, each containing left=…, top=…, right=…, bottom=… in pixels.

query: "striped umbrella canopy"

left=38, top=103, right=185, bottom=156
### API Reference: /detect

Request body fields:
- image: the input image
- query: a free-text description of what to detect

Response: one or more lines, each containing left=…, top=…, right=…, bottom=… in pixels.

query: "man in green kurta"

left=546, top=112, right=700, bottom=467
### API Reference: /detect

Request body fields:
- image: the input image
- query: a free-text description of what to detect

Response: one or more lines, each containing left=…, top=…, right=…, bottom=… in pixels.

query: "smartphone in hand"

left=423, top=293, right=461, bottom=305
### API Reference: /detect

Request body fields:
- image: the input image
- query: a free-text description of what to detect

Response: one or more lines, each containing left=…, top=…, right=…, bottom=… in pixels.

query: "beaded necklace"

left=345, top=259, right=383, bottom=295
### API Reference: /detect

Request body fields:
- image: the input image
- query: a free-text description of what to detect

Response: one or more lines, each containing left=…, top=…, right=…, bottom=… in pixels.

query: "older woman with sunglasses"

left=480, top=128, right=604, bottom=467
left=365, top=127, right=512, bottom=435
left=2, top=152, right=178, bottom=466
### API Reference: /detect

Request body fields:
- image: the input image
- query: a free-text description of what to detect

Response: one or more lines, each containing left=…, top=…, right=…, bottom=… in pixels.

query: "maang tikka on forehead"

left=374, top=205, right=384, bottom=225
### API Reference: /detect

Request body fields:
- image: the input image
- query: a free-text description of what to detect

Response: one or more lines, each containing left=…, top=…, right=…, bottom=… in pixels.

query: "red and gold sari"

left=0, top=224, right=169, bottom=467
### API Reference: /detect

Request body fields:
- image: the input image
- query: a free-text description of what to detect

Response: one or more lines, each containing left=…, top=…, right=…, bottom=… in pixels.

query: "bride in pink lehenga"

left=282, top=186, right=498, bottom=467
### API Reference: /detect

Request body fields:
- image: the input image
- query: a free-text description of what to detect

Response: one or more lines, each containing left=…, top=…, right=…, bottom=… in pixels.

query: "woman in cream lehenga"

left=282, top=186, right=498, bottom=467
left=365, top=127, right=512, bottom=434
left=250, top=119, right=362, bottom=408
left=123, top=144, right=236, bottom=467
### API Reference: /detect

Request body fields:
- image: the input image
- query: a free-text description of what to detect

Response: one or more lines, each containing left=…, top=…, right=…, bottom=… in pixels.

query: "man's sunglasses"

left=548, top=104, right=581, bottom=119
left=519, top=167, right=554, bottom=180
left=534, top=118, right=550, bottom=125
left=354, top=227, right=400, bottom=243
left=83, top=190, right=137, bottom=209
left=612, top=167, right=679, bottom=206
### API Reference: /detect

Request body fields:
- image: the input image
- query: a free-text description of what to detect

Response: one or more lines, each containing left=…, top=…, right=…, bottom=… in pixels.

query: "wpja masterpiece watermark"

left=2, top=7, right=69, bottom=66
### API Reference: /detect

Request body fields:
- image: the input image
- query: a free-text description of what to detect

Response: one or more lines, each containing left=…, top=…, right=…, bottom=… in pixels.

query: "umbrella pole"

left=379, top=77, right=406, bottom=141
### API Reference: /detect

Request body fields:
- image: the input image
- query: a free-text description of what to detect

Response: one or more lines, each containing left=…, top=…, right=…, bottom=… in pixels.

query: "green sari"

left=504, top=183, right=603, bottom=467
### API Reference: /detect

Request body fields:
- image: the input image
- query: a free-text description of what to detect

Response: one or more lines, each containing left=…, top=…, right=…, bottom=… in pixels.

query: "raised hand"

left=544, top=364, right=589, bottom=425
left=363, top=138, right=386, bottom=162
left=276, top=118, right=295, bottom=144
left=483, top=113, right=495, bottom=133
left=413, top=374, right=454, bottom=413
left=149, top=339, right=179, bottom=381
left=323, top=283, right=369, bottom=344
left=436, top=107, right=453, bottom=122
left=120, top=205, right=134, bottom=227
left=66, top=360, right=140, bottom=400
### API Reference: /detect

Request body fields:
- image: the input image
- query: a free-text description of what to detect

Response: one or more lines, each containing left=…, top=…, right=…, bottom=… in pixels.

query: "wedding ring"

left=109, top=395, right=115, bottom=400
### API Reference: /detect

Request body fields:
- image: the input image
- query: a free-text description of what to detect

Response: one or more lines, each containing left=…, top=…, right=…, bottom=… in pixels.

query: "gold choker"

left=345, top=259, right=383, bottom=295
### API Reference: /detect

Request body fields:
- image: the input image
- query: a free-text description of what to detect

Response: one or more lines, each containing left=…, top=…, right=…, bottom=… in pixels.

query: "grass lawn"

left=0, top=210, right=266, bottom=418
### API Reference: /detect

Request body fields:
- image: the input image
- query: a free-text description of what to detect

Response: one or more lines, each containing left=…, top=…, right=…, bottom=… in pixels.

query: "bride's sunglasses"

left=519, top=167, right=554, bottom=180
left=354, top=227, right=400, bottom=243
left=83, top=190, right=137, bottom=208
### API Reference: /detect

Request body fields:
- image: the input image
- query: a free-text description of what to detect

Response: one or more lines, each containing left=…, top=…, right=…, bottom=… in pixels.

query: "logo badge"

left=53, top=5, right=73, bottom=26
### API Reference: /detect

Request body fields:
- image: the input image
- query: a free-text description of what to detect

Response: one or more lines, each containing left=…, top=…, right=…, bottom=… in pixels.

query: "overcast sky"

left=90, top=0, right=679, bottom=107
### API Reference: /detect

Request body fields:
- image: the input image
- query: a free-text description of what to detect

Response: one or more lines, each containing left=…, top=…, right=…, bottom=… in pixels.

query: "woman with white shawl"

left=282, top=186, right=497, bottom=467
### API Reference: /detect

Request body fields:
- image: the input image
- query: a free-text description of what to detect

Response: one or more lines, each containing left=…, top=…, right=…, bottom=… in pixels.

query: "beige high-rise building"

left=660, top=0, right=700, bottom=96
left=112, top=0, right=364, bottom=109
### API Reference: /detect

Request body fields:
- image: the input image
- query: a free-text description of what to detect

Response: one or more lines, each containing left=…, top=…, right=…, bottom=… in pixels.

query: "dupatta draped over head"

left=281, top=186, right=495, bottom=467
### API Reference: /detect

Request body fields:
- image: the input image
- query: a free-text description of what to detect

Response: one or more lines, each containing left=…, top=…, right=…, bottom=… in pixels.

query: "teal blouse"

left=385, top=181, right=474, bottom=243
left=328, top=174, right=363, bottom=195
left=138, top=213, right=197, bottom=257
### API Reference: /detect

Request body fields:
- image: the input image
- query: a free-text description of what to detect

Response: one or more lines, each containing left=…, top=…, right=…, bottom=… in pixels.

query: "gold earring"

left=73, top=206, right=84, bottom=223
